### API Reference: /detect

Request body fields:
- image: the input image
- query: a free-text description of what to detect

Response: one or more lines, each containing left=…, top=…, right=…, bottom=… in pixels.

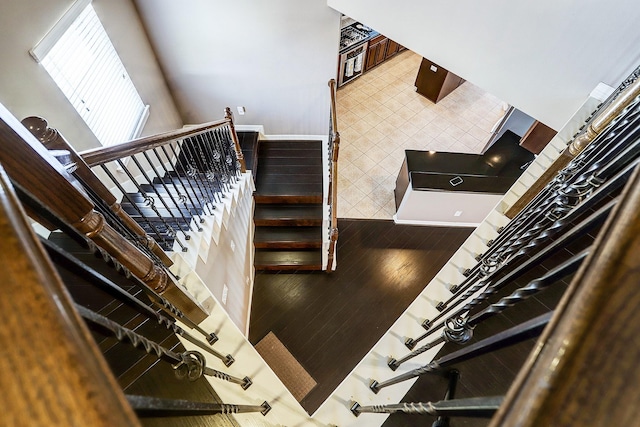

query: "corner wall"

left=328, top=0, right=640, bottom=131
left=0, top=0, right=182, bottom=151
left=133, top=0, right=341, bottom=135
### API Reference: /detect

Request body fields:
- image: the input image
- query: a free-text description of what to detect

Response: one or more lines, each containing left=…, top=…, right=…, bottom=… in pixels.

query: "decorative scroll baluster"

left=170, top=142, right=216, bottom=212
left=41, top=238, right=236, bottom=366
left=197, top=132, right=228, bottom=194
left=391, top=249, right=589, bottom=370
left=11, top=176, right=208, bottom=330
left=126, top=395, right=270, bottom=417
left=149, top=147, right=205, bottom=228
left=505, top=77, right=640, bottom=218
left=413, top=197, right=616, bottom=348
left=141, top=150, right=202, bottom=232
left=422, top=122, right=640, bottom=327
left=115, top=158, right=188, bottom=252
left=181, top=137, right=220, bottom=204
left=372, top=312, right=552, bottom=394
left=158, top=143, right=210, bottom=218
left=21, top=116, right=173, bottom=267
left=99, top=165, right=174, bottom=251
left=130, top=154, right=193, bottom=238
left=350, top=396, right=503, bottom=418
left=76, top=304, right=251, bottom=388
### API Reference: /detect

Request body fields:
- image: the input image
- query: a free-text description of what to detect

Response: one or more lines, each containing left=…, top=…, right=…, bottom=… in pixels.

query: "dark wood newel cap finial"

left=21, top=116, right=59, bottom=144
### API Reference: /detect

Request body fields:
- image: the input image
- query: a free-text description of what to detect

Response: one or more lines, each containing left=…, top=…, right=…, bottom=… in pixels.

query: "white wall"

left=0, top=0, right=183, bottom=151
left=133, top=0, right=341, bottom=135
left=328, top=0, right=640, bottom=131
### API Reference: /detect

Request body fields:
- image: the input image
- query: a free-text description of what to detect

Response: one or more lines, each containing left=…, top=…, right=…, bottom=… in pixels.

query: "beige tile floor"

left=336, top=50, right=507, bottom=219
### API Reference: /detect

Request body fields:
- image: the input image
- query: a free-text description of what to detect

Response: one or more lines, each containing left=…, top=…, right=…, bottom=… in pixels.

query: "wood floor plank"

left=249, top=219, right=473, bottom=414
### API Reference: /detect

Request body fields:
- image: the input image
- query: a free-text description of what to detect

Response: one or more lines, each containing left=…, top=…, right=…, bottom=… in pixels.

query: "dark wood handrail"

left=327, top=79, right=339, bottom=271
left=21, top=116, right=173, bottom=267
left=505, top=76, right=640, bottom=219
left=80, top=118, right=230, bottom=167
left=490, top=164, right=640, bottom=426
left=0, top=103, right=207, bottom=323
left=0, top=163, right=141, bottom=426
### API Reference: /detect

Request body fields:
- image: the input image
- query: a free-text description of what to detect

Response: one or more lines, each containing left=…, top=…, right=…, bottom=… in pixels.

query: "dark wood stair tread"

left=254, top=204, right=322, bottom=226
left=254, top=194, right=323, bottom=204
left=259, top=140, right=322, bottom=150
left=254, top=249, right=323, bottom=270
left=254, top=226, right=322, bottom=248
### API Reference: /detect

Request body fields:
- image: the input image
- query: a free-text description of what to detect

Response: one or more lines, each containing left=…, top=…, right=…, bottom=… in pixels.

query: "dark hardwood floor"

left=249, top=219, right=474, bottom=414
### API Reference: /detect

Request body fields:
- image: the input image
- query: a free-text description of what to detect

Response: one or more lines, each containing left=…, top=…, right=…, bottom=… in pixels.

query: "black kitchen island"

left=394, top=131, right=535, bottom=226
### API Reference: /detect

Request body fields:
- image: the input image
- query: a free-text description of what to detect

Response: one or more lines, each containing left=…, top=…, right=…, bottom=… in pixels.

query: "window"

left=30, top=0, right=149, bottom=146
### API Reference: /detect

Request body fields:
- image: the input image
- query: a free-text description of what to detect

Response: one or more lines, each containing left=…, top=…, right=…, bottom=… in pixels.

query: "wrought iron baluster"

left=221, top=126, right=242, bottom=177
left=130, top=154, right=193, bottom=239
left=372, top=312, right=552, bottom=394
left=99, top=164, right=172, bottom=250
left=423, top=154, right=636, bottom=330
left=142, top=150, right=201, bottom=233
left=13, top=180, right=216, bottom=344
left=350, top=396, right=503, bottom=418
left=216, top=127, right=239, bottom=181
left=182, top=136, right=220, bottom=204
left=76, top=304, right=251, bottom=388
left=393, top=248, right=592, bottom=369
left=114, top=158, right=187, bottom=252
left=152, top=146, right=205, bottom=226
left=198, top=131, right=228, bottom=195
left=126, top=395, right=271, bottom=417
left=169, top=142, right=215, bottom=214
left=41, top=239, right=234, bottom=366
left=412, top=198, right=615, bottom=351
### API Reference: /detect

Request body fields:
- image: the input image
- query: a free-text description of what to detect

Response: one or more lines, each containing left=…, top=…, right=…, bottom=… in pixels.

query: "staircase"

left=247, top=136, right=325, bottom=270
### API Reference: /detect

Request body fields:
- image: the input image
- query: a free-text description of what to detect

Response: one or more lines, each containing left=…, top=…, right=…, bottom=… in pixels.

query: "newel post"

left=224, top=107, right=246, bottom=173
left=0, top=104, right=206, bottom=322
left=21, top=116, right=173, bottom=268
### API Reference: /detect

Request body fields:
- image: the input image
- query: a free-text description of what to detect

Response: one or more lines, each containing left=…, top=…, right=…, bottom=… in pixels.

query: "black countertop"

left=400, top=131, right=535, bottom=194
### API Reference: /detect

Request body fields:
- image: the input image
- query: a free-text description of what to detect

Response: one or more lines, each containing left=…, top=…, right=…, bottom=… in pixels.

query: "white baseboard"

left=393, top=214, right=480, bottom=228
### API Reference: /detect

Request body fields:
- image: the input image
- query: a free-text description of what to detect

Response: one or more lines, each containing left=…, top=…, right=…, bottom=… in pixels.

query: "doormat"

left=255, top=331, right=317, bottom=402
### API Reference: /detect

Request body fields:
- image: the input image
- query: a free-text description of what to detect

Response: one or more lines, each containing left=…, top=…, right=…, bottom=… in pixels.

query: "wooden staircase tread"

left=254, top=226, right=322, bottom=248
left=254, top=194, right=323, bottom=204
left=255, top=173, right=323, bottom=185
left=257, top=148, right=321, bottom=158
left=255, top=182, right=322, bottom=194
left=259, top=140, right=322, bottom=149
left=254, top=249, right=323, bottom=270
left=259, top=156, right=322, bottom=166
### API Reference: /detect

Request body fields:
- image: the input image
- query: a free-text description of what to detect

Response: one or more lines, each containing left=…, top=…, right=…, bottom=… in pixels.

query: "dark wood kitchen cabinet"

left=365, top=35, right=405, bottom=72
left=414, top=58, right=465, bottom=103
left=365, top=35, right=388, bottom=71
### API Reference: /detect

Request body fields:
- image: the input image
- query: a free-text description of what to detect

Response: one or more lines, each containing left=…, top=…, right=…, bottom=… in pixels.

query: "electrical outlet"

left=222, top=284, right=228, bottom=305
left=237, top=106, right=245, bottom=115
left=454, top=211, right=463, bottom=217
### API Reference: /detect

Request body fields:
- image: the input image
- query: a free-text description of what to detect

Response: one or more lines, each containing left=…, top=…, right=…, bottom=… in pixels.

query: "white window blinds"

left=31, top=0, right=148, bottom=146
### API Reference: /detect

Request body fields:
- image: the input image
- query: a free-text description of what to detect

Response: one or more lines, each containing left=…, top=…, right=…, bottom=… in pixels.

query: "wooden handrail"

left=327, top=79, right=339, bottom=271
left=225, top=107, right=247, bottom=173
left=505, top=77, right=640, bottom=218
left=0, top=163, right=141, bottom=426
left=21, top=116, right=173, bottom=268
left=80, top=118, right=229, bottom=167
left=490, top=163, right=640, bottom=426
left=0, top=103, right=207, bottom=323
